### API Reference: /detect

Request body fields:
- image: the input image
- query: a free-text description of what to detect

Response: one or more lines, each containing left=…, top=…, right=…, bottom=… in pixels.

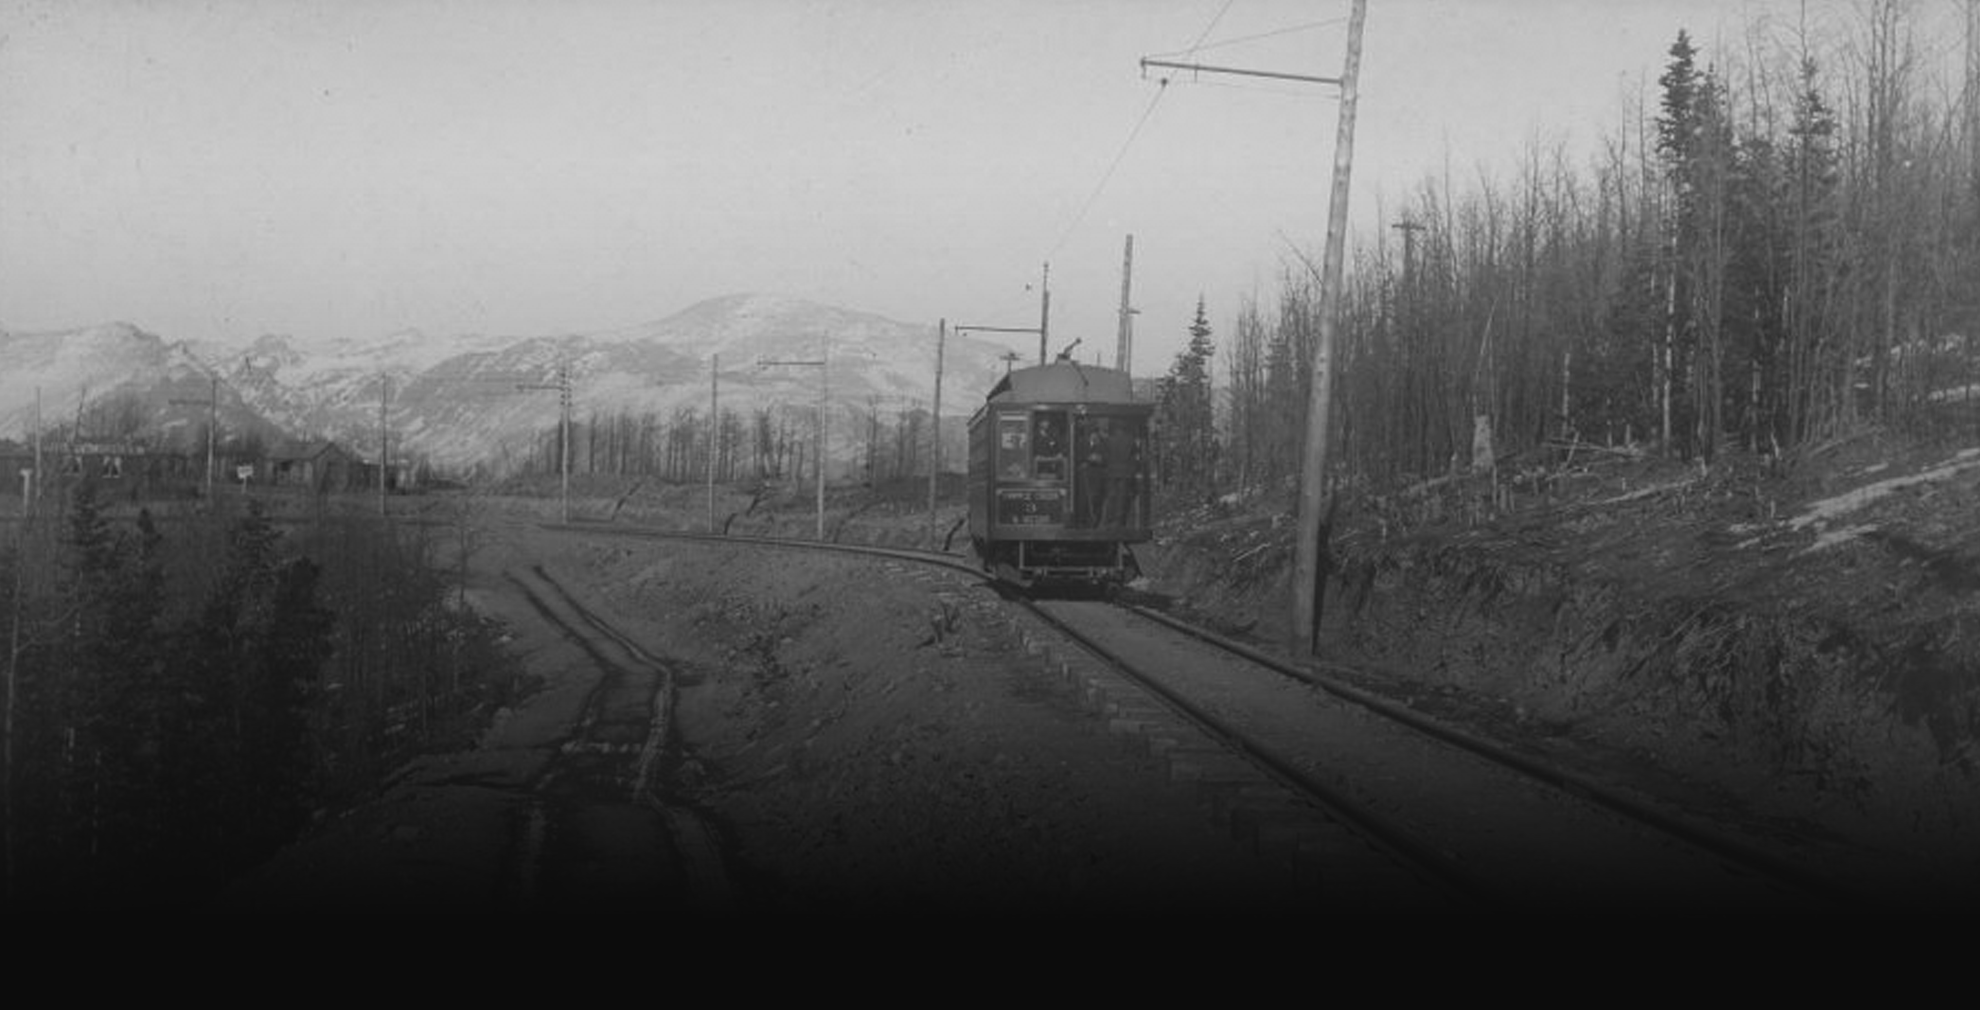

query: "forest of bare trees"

left=510, top=398, right=939, bottom=490
left=1190, top=2, right=1980, bottom=505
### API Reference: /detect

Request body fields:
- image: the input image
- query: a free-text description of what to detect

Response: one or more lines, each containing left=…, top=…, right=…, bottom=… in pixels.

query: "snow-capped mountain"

left=1, top=295, right=1026, bottom=471
left=0, top=322, right=283, bottom=448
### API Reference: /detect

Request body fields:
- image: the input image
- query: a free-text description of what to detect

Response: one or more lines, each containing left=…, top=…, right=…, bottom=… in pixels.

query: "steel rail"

left=538, top=520, right=1873, bottom=910
left=544, top=521, right=1494, bottom=904
left=1020, top=599, right=1494, bottom=908
left=1123, top=603, right=1874, bottom=911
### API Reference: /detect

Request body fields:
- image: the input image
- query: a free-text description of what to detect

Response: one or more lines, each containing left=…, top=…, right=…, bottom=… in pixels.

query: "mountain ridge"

left=0, top=294, right=1029, bottom=471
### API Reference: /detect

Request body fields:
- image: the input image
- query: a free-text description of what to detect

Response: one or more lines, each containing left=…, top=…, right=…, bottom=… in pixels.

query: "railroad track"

left=501, top=563, right=733, bottom=911
left=539, top=519, right=1870, bottom=911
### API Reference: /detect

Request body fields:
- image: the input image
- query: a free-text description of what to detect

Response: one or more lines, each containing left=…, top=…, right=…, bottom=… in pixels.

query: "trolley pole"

left=959, top=262, right=1053, bottom=365
left=1142, top=0, right=1366, bottom=658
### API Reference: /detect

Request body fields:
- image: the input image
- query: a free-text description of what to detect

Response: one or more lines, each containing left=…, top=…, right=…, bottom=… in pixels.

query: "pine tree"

left=1655, top=29, right=1733, bottom=460
left=168, top=499, right=330, bottom=882
left=1155, top=298, right=1219, bottom=502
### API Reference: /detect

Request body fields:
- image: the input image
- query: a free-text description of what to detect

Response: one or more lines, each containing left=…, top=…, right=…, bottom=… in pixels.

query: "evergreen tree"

left=1784, top=57, right=1842, bottom=441
left=1155, top=298, right=1219, bottom=502
left=168, top=500, right=330, bottom=883
left=1655, top=29, right=1733, bottom=460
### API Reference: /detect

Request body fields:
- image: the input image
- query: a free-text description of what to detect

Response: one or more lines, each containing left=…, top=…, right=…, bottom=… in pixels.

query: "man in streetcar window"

left=1033, top=413, right=1065, bottom=458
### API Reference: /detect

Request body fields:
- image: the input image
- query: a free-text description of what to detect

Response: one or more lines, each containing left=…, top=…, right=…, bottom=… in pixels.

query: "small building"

left=265, top=439, right=362, bottom=492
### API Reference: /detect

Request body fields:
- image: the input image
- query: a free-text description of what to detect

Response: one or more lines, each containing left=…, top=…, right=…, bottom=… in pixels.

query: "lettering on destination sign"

left=996, top=488, right=1064, bottom=526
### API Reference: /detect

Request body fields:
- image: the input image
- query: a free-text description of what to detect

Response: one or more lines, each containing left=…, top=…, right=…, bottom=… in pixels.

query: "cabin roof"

left=268, top=439, right=349, bottom=462
left=985, top=361, right=1136, bottom=405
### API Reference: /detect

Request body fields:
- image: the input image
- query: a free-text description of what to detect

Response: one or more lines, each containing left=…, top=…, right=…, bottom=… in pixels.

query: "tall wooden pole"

left=170, top=375, right=220, bottom=503
left=1116, top=234, right=1136, bottom=373
left=559, top=358, right=571, bottom=524
left=1038, top=262, right=1051, bottom=365
left=30, top=388, right=40, bottom=516
left=378, top=374, right=390, bottom=517
left=516, top=358, right=572, bottom=523
left=928, top=319, right=945, bottom=549
left=1291, top=0, right=1365, bottom=657
left=757, top=342, right=828, bottom=538
left=817, top=336, right=828, bottom=540
left=708, top=354, right=719, bottom=533
left=205, top=376, right=217, bottom=504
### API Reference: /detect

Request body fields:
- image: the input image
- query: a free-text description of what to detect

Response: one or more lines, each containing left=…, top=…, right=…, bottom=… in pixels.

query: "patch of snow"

left=1790, top=447, right=1980, bottom=532
left=1800, top=523, right=1879, bottom=555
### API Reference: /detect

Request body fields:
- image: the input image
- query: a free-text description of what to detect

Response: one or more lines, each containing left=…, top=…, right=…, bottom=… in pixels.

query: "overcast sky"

left=0, top=0, right=1950, bottom=375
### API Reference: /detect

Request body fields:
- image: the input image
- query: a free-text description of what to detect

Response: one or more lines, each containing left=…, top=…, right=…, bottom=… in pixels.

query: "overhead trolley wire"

left=1144, top=15, right=1348, bottom=62
left=960, top=0, right=1264, bottom=328
left=1043, top=79, right=1169, bottom=261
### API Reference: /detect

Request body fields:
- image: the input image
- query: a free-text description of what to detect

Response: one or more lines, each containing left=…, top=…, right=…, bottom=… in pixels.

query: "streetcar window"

left=1032, top=411, right=1067, bottom=481
left=996, top=415, right=1030, bottom=479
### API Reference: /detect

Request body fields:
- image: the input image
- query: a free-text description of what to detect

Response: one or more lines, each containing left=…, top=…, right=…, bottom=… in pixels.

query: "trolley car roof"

left=984, top=362, right=1137, bottom=405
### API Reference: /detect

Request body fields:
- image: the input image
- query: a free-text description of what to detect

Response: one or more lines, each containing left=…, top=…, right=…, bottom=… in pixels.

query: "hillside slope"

left=1139, top=431, right=1980, bottom=897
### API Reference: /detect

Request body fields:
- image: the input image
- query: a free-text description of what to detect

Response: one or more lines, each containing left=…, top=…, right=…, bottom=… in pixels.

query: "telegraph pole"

left=1116, top=234, right=1138, bottom=373
left=760, top=337, right=829, bottom=540
left=168, top=374, right=219, bottom=504
left=928, top=319, right=945, bottom=549
left=30, top=389, right=41, bottom=516
left=707, top=354, right=719, bottom=533
left=1143, top=0, right=1366, bottom=658
left=1036, top=262, right=1051, bottom=365
left=378, top=374, right=390, bottom=517
left=517, top=357, right=572, bottom=523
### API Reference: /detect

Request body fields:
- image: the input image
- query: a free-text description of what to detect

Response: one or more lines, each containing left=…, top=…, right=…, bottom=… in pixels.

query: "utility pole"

left=1116, top=234, right=1138, bottom=374
left=760, top=336, right=829, bottom=540
left=1144, top=0, right=1366, bottom=658
left=928, top=319, right=945, bottom=549
left=708, top=354, right=719, bottom=533
left=378, top=374, right=390, bottom=517
left=1037, top=262, right=1051, bottom=365
left=30, top=389, right=41, bottom=517
left=169, top=374, right=220, bottom=505
left=1968, top=0, right=1979, bottom=184
left=517, top=357, right=572, bottom=523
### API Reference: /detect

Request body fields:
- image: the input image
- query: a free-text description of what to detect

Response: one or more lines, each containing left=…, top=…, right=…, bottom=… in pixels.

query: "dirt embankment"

left=1140, top=442, right=1980, bottom=881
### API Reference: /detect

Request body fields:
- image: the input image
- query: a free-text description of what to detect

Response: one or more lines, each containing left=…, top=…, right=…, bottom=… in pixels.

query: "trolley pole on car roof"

left=1142, top=0, right=1366, bottom=659
left=959, top=261, right=1052, bottom=366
